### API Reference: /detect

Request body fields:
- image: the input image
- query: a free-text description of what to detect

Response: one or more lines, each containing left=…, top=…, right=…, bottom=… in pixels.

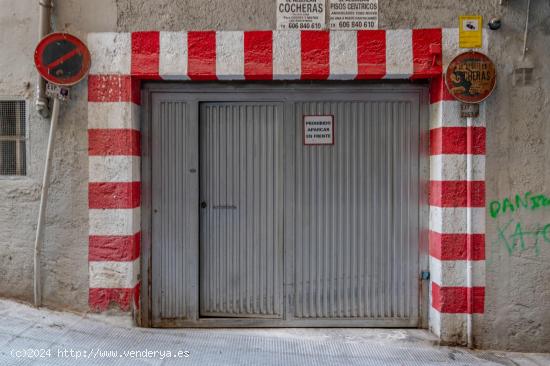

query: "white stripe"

left=429, top=306, right=442, bottom=336
left=216, top=31, right=244, bottom=80
left=89, top=156, right=140, bottom=183
left=430, top=101, right=459, bottom=128
left=88, top=102, right=140, bottom=130
left=89, top=208, right=141, bottom=236
left=329, top=31, right=357, bottom=80
left=384, top=29, right=412, bottom=79
left=430, top=101, right=487, bottom=129
left=481, top=29, right=490, bottom=54
left=159, top=32, right=189, bottom=80
left=429, top=307, right=468, bottom=339
left=430, top=206, right=485, bottom=234
left=88, top=33, right=131, bottom=75
left=89, top=259, right=140, bottom=289
left=273, top=31, right=301, bottom=80
left=430, top=155, right=485, bottom=181
left=430, top=257, right=485, bottom=287
left=442, top=28, right=459, bottom=71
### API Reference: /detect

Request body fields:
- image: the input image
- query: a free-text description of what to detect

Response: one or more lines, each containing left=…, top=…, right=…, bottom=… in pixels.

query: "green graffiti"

left=494, top=220, right=550, bottom=257
left=489, top=192, right=550, bottom=219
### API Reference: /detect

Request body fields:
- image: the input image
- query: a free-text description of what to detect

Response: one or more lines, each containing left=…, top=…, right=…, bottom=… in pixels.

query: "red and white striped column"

left=428, top=29, right=487, bottom=343
left=87, top=33, right=141, bottom=311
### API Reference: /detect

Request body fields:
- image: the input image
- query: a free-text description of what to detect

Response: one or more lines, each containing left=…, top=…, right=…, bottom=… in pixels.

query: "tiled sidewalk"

left=0, top=299, right=548, bottom=366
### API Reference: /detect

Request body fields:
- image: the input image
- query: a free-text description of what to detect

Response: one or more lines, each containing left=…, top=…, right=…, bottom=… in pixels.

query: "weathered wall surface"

left=0, top=0, right=548, bottom=352
left=0, top=0, right=117, bottom=311
left=481, top=1, right=550, bottom=353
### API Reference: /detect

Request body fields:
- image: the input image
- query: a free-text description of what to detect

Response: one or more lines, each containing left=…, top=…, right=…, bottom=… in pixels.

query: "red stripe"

left=47, top=48, right=81, bottom=68
left=88, top=75, right=141, bottom=105
left=432, top=282, right=485, bottom=314
left=131, top=31, right=160, bottom=79
left=244, top=31, right=273, bottom=80
left=187, top=31, right=217, bottom=80
left=89, top=129, right=141, bottom=156
left=89, top=283, right=140, bottom=312
left=429, top=181, right=485, bottom=207
left=429, top=74, right=454, bottom=104
left=301, top=31, right=329, bottom=80
left=356, top=30, right=386, bottom=79
left=430, top=127, right=486, bottom=155
left=429, top=231, right=485, bottom=260
left=89, top=182, right=141, bottom=209
left=133, top=281, right=140, bottom=309
left=89, top=232, right=141, bottom=261
left=411, top=28, right=442, bottom=79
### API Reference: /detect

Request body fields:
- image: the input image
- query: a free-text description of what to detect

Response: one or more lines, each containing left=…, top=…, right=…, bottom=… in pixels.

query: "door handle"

left=200, top=201, right=207, bottom=209
left=212, top=205, right=237, bottom=209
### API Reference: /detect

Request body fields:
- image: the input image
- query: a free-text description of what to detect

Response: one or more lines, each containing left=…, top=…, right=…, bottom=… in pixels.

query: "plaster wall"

left=0, top=0, right=548, bottom=352
left=0, top=0, right=117, bottom=311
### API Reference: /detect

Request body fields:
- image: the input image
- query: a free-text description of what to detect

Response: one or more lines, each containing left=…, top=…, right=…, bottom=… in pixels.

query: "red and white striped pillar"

left=88, top=34, right=141, bottom=311
left=428, top=29, right=487, bottom=343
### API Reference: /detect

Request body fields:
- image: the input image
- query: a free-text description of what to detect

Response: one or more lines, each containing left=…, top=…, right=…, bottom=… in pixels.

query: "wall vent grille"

left=0, top=100, right=27, bottom=176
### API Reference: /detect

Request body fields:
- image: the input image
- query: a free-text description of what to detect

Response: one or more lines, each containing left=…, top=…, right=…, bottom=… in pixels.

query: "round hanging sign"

left=34, top=33, right=91, bottom=86
left=445, top=51, right=496, bottom=104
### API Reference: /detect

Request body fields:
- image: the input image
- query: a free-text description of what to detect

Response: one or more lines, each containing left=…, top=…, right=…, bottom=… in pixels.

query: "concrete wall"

left=481, top=1, right=550, bottom=353
left=0, top=0, right=548, bottom=352
left=0, top=0, right=117, bottom=311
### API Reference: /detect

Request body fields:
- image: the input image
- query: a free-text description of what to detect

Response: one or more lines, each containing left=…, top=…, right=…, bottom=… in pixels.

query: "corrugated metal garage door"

left=290, top=101, right=419, bottom=320
left=150, top=97, right=198, bottom=323
left=147, top=85, right=424, bottom=327
left=199, top=102, right=284, bottom=318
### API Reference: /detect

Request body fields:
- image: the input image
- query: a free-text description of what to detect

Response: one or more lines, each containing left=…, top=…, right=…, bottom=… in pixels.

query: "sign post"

left=445, top=51, right=495, bottom=349
left=33, top=33, right=91, bottom=307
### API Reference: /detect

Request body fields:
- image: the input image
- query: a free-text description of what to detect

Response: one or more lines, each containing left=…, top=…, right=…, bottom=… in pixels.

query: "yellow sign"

left=459, top=16, right=483, bottom=49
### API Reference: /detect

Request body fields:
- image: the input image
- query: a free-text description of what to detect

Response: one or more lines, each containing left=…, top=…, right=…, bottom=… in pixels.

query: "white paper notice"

left=329, top=0, right=378, bottom=30
left=277, top=0, right=326, bottom=30
left=304, top=115, right=334, bottom=145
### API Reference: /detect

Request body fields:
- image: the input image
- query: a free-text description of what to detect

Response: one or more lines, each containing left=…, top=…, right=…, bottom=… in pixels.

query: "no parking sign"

left=32, top=33, right=91, bottom=307
left=34, top=32, right=91, bottom=86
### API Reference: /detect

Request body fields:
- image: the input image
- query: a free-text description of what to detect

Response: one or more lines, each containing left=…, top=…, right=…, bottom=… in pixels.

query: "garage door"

left=146, top=85, right=425, bottom=327
left=199, top=102, right=284, bottom=318
left=289, top=99, right=420, bottom=323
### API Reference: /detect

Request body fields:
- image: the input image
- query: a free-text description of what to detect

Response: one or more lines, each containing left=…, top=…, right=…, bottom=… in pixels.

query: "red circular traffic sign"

left=34, top=33, right=91, bottom=86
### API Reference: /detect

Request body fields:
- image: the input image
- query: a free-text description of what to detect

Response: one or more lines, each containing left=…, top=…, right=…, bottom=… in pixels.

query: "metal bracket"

left=45, top=83, right=70, bottom=101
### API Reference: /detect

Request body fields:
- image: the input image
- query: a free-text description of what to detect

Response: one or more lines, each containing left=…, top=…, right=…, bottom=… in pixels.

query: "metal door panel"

left=151, top=97, right=198, bottom=324
left=291, top=100, right=419, bottom=321
left=200, top=102, right=283, bottom=318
